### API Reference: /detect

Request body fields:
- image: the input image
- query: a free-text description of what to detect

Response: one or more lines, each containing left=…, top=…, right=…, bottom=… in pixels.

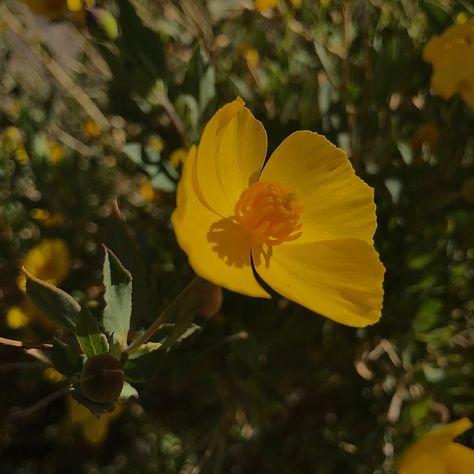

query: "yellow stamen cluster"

left=234, top=181, right=303, bottom=245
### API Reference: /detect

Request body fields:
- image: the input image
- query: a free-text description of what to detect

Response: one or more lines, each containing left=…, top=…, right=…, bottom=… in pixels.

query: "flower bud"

left=80, top=354, right=124, bottom=404
left=86, top=8, right=119, bottom=41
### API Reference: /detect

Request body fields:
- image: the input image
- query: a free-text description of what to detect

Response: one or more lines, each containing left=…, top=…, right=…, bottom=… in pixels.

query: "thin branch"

left=125, top=277, right=201, bottom=353
left=0, top=336, right=53, bottom=350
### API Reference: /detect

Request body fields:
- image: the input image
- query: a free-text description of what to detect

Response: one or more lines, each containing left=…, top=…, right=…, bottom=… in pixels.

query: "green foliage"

left=76, top=306, right=109, bottom=358
left=102, top=246, right=133, bottom=348
left=24, top=270, right=78, bottom=331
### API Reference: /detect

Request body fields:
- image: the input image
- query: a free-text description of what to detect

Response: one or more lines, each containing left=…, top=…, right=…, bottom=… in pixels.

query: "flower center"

left=234, top=181, right=303, bottom=245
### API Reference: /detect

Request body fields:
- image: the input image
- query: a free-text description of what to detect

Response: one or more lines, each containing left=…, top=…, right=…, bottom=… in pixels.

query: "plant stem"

left=125, top=276, right=201, bottom=354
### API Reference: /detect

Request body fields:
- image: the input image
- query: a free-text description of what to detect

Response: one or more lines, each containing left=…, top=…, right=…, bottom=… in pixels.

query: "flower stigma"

left=234, top=181, right=303, bottom=245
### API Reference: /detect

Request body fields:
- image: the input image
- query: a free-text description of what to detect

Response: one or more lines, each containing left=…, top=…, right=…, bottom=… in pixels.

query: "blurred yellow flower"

left=139, top=178, right=160, bottom=202
left=5, top=305, right=30, bottom=329
left=147, top=134, right=164, bottom=152
left=169, top=147, right=188, bottom=169
left=244, top=47, right=260, bottom=67
left=67, top=396, right=122, bottom=446
left=81, top=118, right=101, bottom=139
left=172, top=99, right=385, bottom=327
left=423, top=19, right=474, bottom=107
left=1, top=126, right=29, bottom=163
left=22, top=0, right=68, bottom=20
left=18, top=239, right=71, bottom=291
left=31, top=208, right=65, bottom=227
left=399, top=418, right=474, bottom=474
left=255, top=0, right=279, bottom=13
left=48, top=140, right=65, bottom=164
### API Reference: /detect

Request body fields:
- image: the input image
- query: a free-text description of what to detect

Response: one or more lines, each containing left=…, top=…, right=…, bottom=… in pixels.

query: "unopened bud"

left=86, top=8, right=119, bottom=41
left=80, top=354, right=124, bottom=404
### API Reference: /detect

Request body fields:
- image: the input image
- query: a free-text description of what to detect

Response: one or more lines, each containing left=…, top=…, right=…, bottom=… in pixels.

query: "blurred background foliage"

left=0, top=0, right=473, bottom=473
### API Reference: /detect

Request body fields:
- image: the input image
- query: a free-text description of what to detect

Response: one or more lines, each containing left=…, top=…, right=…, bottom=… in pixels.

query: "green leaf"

left=103, top=203, right=154, bottom=329
left=421, top=0, right=453, bottom=32
left=24, top=269, right=78, bottom=331
left=161, top=321, right=201, bottom=352
left=71, top=386, right=115, bottom=416
left=76, top=307, right=109, bottom=358
left=199, top=65, right=216, bottom=116
left=119, top=381, right=139, bottom=400
left=51, top=339, right=83, bottom=376
left=102, top=246, right=133, bottom=348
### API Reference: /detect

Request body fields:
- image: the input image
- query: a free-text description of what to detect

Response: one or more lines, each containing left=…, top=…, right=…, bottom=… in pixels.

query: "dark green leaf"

left=24, top=269, right=78, bottom=331
left=51, top=339, right=83, bottom=376
left=102, top=246, right=133, bottom=348
left=71, top=386, right=115, bottom=416
left=76, top=307, right=109, bottom=358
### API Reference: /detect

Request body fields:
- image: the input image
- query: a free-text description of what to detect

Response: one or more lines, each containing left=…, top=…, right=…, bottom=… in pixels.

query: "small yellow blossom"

left=399, top=418, right=474, bottom=474
left=172, top=99, right=385, bottom=327
left=67, top=396, right=122, bottom=446
left=147, top=134, right=165, bottom=152
left=31, top=209, right=65, bottom=227
left=255, top=0, right=279, bottom=13
left=82, top=118, right=101, bottom=139
left=18, top=239, right=71, bottom=291
left=169, top=148, right=188, bottom=169
left=423, top=19, right=474, bottom=108
left=139, top=178, right=160, bottom=202
left=5, top=305, right=30, bottom=329
left=1, top=126, right=29, bottom=162
left=244, top=47, right=261, bottom=67
left=48, top=140, right=65, bottom=164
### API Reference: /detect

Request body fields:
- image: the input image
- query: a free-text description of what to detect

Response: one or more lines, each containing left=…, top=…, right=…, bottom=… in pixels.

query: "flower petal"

left=172, top=146, right=269, bottom=298
left=253, top=238, right=384, bottom=327
left=399, top=418, right=473, bottom=474
left=260, top=131, right=376, bottom=244
left=196, top=98, right=268, bottom=217
left=445, top=443, right=474, bottom=474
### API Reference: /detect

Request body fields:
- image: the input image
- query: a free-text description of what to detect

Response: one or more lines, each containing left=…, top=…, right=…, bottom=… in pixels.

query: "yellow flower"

left=5, top=305, right=30, bottom=329
left=399, top=418, right=474, bottom=474
left=67, top=396, right=122, bottom=446
left=31, top=208, right=65, bottom=227
left=22, top=0, right=68, bottom=20
left=172, top=99, right=385, bottom=327
left=244, top=47, right=261, bottom=67
left=48, top=140, right=65, bottom=164
left=18, top=239, right=71, bottom=291
left=423, top=19, right=474, bottom=107
left=81, top=118, right=101, bottom=139
left=255, top=0, right=279, bottom=13
left=169, top=147, right=189, bottom=169
left=139, top=178, right=160, bottom=202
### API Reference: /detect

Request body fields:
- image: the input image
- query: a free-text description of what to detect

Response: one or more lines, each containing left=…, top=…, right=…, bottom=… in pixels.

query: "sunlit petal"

left=253, top=238, right=384, bottom=326
left=260, top=131, right=376, bottom=244
left=196, top=98, right=267, bottom=217
left=172, top=146, right=269, bottom=298
left=445, top=443, right=474, bottom=474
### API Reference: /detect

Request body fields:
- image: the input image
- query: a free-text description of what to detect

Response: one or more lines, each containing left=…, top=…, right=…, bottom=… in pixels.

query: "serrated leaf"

left=24, top=269, right=78, bottom=331
left=71, top=387, right=115, bottom=416
left=119, top=381, right=138, bottom=400
left=102, top=246, right=133, bottom=348
left=51, top=339, right=83, bottom=376
left=76, top=307, right=109, bottom=357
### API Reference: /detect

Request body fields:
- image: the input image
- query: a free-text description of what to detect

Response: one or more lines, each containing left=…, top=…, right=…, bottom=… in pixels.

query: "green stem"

left=124, top=276, right=201, bottom=354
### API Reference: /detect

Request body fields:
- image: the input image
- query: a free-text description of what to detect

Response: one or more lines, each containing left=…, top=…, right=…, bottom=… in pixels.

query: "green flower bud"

left=86, top=8, right=119, bottom=41
left=80, top=354, right=124, bottom=404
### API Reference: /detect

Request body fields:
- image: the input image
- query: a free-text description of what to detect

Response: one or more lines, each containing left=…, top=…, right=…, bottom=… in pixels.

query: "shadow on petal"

left=207, top=218, right=252, bottom=269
